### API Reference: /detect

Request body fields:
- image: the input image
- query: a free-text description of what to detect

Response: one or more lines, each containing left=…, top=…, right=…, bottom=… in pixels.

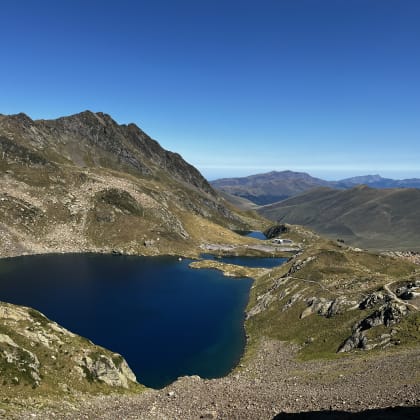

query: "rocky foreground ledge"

left=0, top=301, right=139, bottom=412
left=13, top=339, right=419, bottom=419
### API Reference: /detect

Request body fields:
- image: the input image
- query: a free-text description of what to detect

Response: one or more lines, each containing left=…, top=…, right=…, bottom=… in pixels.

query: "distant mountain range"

left=211, top=171, right=420, bottom=205
left=259, top=185, right=420, bottom=251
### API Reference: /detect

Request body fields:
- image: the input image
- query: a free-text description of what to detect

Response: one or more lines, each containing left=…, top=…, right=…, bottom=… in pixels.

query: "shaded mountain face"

left=259, top=185, right=420, bottom=251
left=212, top=171, right=420, bottom=206
left=0, top=111, right=246, bottom=257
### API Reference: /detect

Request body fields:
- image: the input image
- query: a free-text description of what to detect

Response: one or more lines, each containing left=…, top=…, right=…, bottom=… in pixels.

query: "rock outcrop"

left=300, top=296, right=354, bottom=319
left=263, top=224, right=289, bottom=239
left=77, top=352, right=136, bottom=389
left=0, top=301, right=137, bottom=392
left=338, top=301, right=410, bottom=353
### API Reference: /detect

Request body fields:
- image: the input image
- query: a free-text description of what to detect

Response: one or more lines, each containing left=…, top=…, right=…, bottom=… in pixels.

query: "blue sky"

left=1, top=0, right=419, bottom=180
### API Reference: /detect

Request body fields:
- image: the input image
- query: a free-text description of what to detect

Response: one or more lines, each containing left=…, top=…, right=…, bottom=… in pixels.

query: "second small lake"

left=235, top=230, right=267, bottom=240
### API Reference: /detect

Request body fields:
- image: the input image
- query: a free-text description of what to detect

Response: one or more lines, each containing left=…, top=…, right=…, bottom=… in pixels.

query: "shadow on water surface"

left=273, top=406, right=420, bottom=420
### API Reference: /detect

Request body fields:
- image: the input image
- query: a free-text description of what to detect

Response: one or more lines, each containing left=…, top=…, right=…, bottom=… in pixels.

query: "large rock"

left=337, top=330, right=368, bottom=352
left=77, top=353, right=137, bottom=389
left=300, top=296, right=352, bottom=319
left=359, top=302, right=409, bottom=330
left=263, top=224, right=289, bottom=239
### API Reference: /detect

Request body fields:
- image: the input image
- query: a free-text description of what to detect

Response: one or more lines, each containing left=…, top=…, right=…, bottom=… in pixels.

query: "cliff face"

left=0, top=111, right=247, bottom=258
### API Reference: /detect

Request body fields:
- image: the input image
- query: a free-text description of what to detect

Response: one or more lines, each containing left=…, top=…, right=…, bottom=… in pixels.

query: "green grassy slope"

left=259, top=186, right=420, bottom=251
left=244, top=227, right=420, bottom=362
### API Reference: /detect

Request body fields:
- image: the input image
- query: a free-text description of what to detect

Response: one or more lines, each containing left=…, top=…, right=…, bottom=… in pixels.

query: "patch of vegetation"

left=27, top=308, right=49, bottom=326
left=392, top=312, right=420, bottom=347
left=96, top=188, right=143, bottom=216
left=112, top=354, right=124, bottom=369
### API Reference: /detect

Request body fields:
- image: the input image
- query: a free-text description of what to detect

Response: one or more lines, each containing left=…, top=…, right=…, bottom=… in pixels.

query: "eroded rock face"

left=246, top=292, right=275, bottom=319
left=76, top=353, right=136, bottom=389
left=300, top=296, right=354, bottom=319
left=286, top=256, right=316, bottom=276
left=338, top=330, right=368, bottom=353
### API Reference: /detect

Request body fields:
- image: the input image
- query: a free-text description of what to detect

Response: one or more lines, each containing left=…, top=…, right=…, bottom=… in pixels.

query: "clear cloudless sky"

left=1, top=0, right=419, bottom=180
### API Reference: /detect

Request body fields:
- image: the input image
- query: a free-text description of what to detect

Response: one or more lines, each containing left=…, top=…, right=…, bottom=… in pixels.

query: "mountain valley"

left=0, top=112, right=419, bottom=419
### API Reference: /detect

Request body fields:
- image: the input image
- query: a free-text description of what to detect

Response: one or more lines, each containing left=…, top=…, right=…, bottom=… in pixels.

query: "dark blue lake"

left=0, top=253, right=253, bottom=389
left=201, top=254, right=288, bottom=269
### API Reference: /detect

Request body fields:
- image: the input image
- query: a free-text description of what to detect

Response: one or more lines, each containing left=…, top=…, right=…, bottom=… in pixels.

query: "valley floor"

left=13, top=338, right=420, bottom=419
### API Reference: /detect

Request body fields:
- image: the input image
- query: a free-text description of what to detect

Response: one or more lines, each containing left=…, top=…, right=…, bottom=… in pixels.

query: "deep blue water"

left=246, top=231, right=267, bottom=240
left=235, top=230, right=267, bottom=240
left=201, top=253, right=288, bottom=269
left=0, top=254, right=253, bottom=389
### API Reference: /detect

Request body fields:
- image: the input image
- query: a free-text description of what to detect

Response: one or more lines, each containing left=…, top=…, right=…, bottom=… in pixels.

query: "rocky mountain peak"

left=0, top=111, right=217, bottom=197
left=0, top=110, right=244, bottom=259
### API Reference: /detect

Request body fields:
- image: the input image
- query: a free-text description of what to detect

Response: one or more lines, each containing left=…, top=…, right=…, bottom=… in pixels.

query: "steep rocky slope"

left=0, top=111, right=252, bottom=258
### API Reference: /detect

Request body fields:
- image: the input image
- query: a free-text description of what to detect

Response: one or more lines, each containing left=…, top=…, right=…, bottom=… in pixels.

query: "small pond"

left=235, top=230, right=267, bottom=240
